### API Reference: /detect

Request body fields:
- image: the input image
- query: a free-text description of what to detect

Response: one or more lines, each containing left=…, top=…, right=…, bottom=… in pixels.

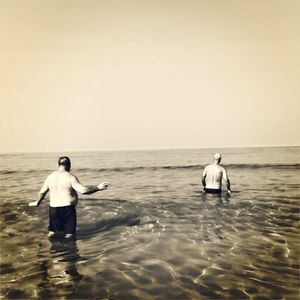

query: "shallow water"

left=0, top=147, right=299, bottom=299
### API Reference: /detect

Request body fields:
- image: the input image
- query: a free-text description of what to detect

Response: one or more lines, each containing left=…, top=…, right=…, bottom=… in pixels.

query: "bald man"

left=202, top=153, right=231, bottom=194
left=29, top=156, right=108, bottom=238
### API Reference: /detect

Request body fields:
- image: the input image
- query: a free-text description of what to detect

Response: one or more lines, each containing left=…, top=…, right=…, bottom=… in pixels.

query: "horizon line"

left=0, top=144, right=299, bottom=155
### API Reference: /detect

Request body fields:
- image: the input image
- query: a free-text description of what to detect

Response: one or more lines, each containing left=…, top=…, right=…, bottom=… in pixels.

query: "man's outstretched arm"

left=81, top=182, right=108, bottom=195
left=29, top=191, right=48, bottom=206
left=29, top=180, right=49, bottom=206
left=71, top=176, right=108, bottom=195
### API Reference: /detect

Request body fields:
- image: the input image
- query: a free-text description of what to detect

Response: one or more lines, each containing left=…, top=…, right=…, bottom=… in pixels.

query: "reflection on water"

left=36, top=238, right=82, bottom=299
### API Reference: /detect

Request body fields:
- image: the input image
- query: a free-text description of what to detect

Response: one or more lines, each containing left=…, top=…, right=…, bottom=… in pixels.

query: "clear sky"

left=1, top=0, right=299, bottom=153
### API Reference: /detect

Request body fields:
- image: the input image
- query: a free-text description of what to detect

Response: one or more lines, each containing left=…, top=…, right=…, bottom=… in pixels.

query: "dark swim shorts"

left=49, top=206, right=77, bottom=234
left=204, top=188, right=222, bottom=194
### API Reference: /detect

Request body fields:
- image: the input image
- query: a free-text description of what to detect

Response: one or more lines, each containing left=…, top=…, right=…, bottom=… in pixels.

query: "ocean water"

left=0, top=147, right=299, bottom=300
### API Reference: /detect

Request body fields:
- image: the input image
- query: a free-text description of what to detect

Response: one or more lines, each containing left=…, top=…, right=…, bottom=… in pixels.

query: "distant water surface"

left=0, top=147, right=299, bottom=299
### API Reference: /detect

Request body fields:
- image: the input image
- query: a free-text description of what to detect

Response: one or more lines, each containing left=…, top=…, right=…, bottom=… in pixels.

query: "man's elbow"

left=81, top=187, right=90, bottom=194
left=226, top=179, right=231, bottom=188
left=39, top=191, right=48, bottom=197
left=81, top=186, right=98, bottom=195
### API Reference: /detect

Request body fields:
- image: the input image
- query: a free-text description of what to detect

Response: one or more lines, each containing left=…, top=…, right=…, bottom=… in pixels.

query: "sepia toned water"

left=0, top=147, right=299, bottom=299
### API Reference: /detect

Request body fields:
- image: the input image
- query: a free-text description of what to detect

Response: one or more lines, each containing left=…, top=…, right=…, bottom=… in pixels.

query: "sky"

left=1, top=0, right=299, bottom=153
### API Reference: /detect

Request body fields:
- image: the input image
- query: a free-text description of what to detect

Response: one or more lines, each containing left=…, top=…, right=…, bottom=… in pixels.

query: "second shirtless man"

left=202, top=153, right=231, bottom=194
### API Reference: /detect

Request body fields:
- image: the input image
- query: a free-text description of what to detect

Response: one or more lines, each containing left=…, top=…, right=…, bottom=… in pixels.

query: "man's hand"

left=227, top=190, right=232, bottom=195
left=97, top=182, right=108, bottom=191
left=29, top=201, right=39, bottom=207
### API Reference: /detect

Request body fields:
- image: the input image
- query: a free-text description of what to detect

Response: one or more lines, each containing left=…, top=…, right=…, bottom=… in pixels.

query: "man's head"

left=213, top=153, right=222, bottom=164
left=58, top=156, right=71, bottom=171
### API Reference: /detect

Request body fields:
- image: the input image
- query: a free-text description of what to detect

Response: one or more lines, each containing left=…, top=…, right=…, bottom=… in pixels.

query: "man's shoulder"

left=206, top=164, right=216, bottom=169
left=68, top=172, right=79, bottom=183
left=47, top=171, right=56, bottom=179
left=206, top=164, right=224, bottom=172
left=48, top=170, right=62, bottom=177
left=203, top=164, right=210, bottom=171
left=48, top=170, right=75, bottom=179
left=219, top=165, right=228, bottom=173
left=69, top=172, right=77, bottom=178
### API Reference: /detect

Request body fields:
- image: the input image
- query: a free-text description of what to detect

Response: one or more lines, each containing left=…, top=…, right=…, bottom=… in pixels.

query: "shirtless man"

left=29, top=156, right=108, bottom=238
left=202, top=153, right=231, bottom=194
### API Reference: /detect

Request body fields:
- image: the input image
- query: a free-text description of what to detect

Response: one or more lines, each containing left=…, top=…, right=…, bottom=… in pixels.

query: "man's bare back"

left=202, top=153, right=231, bottom=194
left=41, top=170, right=85, bottom=207
left=203, top=164, right=227, bottom=190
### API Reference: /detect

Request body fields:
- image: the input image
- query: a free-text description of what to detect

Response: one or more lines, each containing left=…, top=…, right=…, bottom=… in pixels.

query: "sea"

left=0, top=147, right=299, bottom=300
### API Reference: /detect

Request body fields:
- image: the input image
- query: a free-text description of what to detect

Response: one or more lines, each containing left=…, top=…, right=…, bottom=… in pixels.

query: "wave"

left=76, top=163, right=300, bottom=172
left=0, top=163, right=299, bottom=175
left=228, top=163, right=300, bottom=170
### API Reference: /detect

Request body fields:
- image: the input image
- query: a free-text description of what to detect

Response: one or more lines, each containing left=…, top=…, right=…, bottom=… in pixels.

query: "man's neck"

left=58, top=166, right=69, bottom=172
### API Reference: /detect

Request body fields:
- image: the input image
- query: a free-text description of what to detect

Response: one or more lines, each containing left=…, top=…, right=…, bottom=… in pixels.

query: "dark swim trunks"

left=204, top=188, right=222, bottom=194
left=49, top=206, right=77, bottom=234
